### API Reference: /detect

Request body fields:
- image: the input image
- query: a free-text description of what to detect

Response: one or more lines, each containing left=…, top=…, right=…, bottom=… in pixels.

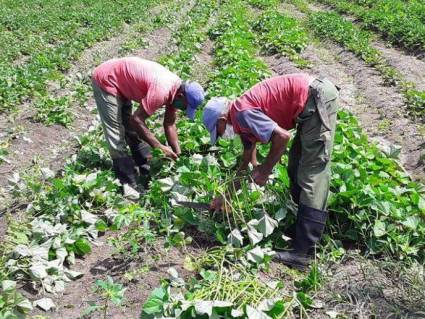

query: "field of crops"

left=0, top=0, right=424, bottom=318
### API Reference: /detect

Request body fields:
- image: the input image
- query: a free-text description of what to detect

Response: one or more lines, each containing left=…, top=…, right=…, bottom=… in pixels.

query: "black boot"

left=127, top=141, right=152, bottom=189
left=126, top=138, right=151, bottom=174
left=274, top=204, right=328, bottom=271
left=112, top=157, right=139, bottom=190
left=283, top=223, right=297, bottom=240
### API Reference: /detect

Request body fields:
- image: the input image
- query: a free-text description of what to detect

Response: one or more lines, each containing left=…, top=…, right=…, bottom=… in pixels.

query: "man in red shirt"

left=203, top=74, right=339, bottom=270
left=92, top=57, right=205, bottom=195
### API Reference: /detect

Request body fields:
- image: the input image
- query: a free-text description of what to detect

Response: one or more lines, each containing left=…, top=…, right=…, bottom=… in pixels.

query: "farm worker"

left=202, top=74, right=339, bottom=270
left=92, top=57, right=205, bottom=193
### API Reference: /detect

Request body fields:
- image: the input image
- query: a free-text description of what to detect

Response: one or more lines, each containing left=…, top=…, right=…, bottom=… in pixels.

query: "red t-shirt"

left=229, top=74, right=313, bottom=134
left=92, top=57, right=181, bottom=116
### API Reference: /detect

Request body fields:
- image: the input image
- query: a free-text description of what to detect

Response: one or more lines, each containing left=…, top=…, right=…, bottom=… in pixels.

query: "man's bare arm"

left=262, top=127, right=291, bottom=173
left=130, top=107, right=177, bottom=160
left=163, top=107, right=181, bottom=155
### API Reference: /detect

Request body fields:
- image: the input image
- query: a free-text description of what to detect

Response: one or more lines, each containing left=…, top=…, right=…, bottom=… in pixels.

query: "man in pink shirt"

left=203, top=74, right=339, bottom=270
left=92, top=57, right=205, bottom=195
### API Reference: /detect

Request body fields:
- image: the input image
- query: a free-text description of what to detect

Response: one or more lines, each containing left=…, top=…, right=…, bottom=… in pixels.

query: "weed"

left=83, top=276, right=126, bottom=319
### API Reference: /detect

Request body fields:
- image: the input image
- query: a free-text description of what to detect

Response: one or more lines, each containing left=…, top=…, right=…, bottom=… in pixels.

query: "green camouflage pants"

left=91, top=79, right=151, bottom=160
left=287, top=78, right=339, bottom=211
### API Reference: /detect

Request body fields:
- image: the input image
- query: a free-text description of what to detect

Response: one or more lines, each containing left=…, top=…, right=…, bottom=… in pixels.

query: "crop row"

left=0, top=0, right=164, bottom=116
left=159, top=0, right=219, bottom=79
left=264, top=6, right=425, bottom=259
left=305, top=11, right=425, bottom=119
left=252, top=10, right=309, bottom=67
left=147, top=6, right=425, bottom=265
left=312, top=0, right=425, bottom=53
left=2, top=1, right=425, bottom=318
left=142, top=1, right=317, bottom=317
left=250, top=3, right=425, bottom=262
left=0, top=1, right=199, bottom=316
left=142, top=0, right=424, bottom=316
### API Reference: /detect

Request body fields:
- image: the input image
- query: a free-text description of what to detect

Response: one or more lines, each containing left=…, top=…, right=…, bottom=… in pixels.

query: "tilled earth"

left=2, top=1, right=425, bottom=318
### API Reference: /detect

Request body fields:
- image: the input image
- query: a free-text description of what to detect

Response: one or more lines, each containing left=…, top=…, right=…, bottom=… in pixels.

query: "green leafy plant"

left=34, top=96, right=74, bottom=127
left=84, top=276, right=126, bottom=319
left=0, top=0, right=161, bottom=115
left=312, top=0, right=425, bottom=53
left=307, top=11, right=425, bottom=119
left=247, top=0, right=278, bottom=9
left=0, top=280, right=33, bottom=319
left=253, top=10, right=309, bottom=67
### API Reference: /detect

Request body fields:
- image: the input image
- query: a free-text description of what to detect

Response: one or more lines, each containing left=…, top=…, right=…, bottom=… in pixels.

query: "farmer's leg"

left=298, top=78, right=338, bottom=211
left=121, top=103, right=152, bottom=172
left=92, top=80, right=138, bottom=187
left=275, top=78, right=339, bottom=270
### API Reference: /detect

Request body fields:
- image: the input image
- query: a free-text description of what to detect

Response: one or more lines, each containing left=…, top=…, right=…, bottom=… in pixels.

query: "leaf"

left=142, top=286, right=168, bottom=315
left=326, top=310, right=339, bottom=318
left=418, top=196, right=425, bottom=211
left=228, top=229, right=243, bottom=247
left=41, top=167, right=55, bottom=179
left=167, top=267, right=179, bottom=279
left=200, top=269, right=217, bottom=282
left=195, top=301, right=213, bottom=317
left=231, top=309, right=244, bottom=317
left=157, top=177, right=174, bottom=192
left=246, top=305, right=272, bottom=319
left=373, top=220, right=386, bottom=237
left=258, top=299, right=277, bottom=312
left=247, top=226, right=263, bottom=246
left=257, top=213, right=278, bottom=237
left=184, top=256, right=197, bottom=271
left=195, top=301, right=233, bottom=316
left=53, top=280, right=65, bottom=293
left=17, top=298, right=33, bottom=312
left=30, top=245, right=50, bottom=261
left=1, top=280, right=16, bottom=291
left=33, top=298, right=56, bottom=311
left=74, top=238, right=92, bottom=256
left=192, top=153, right=204, bottom=165
left=275, top=207, right=287, bottom=221
left=95, top=219, right=108, bottom=232
left=30, top=264, right=48, bottom=279
left=247, top=246, right=265, bottom=264
left=123, top=184, right=140, bottom=200
left=65, top=269, right=83, bottom=280
left=13, top=245, right=30, bottom=257
left=401, top=216, right=420, bottom=230
left=81, top=210, right=98, bottom=224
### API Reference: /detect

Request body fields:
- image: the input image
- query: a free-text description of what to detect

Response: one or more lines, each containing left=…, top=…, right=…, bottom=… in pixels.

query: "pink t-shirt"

left=92, top=57, right=181, bottom=116
left=229, top=74, right=314, bottom=133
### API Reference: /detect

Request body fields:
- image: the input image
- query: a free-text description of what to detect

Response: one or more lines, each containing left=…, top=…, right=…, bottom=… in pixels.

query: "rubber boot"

left=125, top=131, right=152, bottom=174
left=112, top=157, right=139, bottom=190
left=274, top=204, right=328, bottom=271
left=283, top=223, right=296, bottom=240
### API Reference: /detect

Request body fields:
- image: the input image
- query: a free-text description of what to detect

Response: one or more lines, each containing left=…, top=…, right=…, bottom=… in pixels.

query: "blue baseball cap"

left=184, top=81, right=205, bottom=120
left=202, top=97, right=229, bottom=144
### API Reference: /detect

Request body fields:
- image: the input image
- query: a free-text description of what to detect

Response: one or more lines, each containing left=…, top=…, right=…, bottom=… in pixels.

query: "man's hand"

left=252, top=165, right=271, bottom=186
left=210, top=196, right=224, bottom=212
left=160, top=145, right=178, bottom=160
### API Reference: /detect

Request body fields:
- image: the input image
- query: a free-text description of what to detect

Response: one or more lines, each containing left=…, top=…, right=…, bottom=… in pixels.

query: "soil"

left=372, top=40, right=425, bottom=91
left=192, top=38, right=215, bottom=87
left=310, top=2, right=425, bottom=91
left=17, top=3, right=216, bottom=318
left=267, top=2, right=425, bottom=182
left=0, top=1, right=194, bottom=239
left=28, top=234, right=202, bottom=319
left=3, top=2, right=425, bottom=318
left=311, top=253, right=425, bottom=318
